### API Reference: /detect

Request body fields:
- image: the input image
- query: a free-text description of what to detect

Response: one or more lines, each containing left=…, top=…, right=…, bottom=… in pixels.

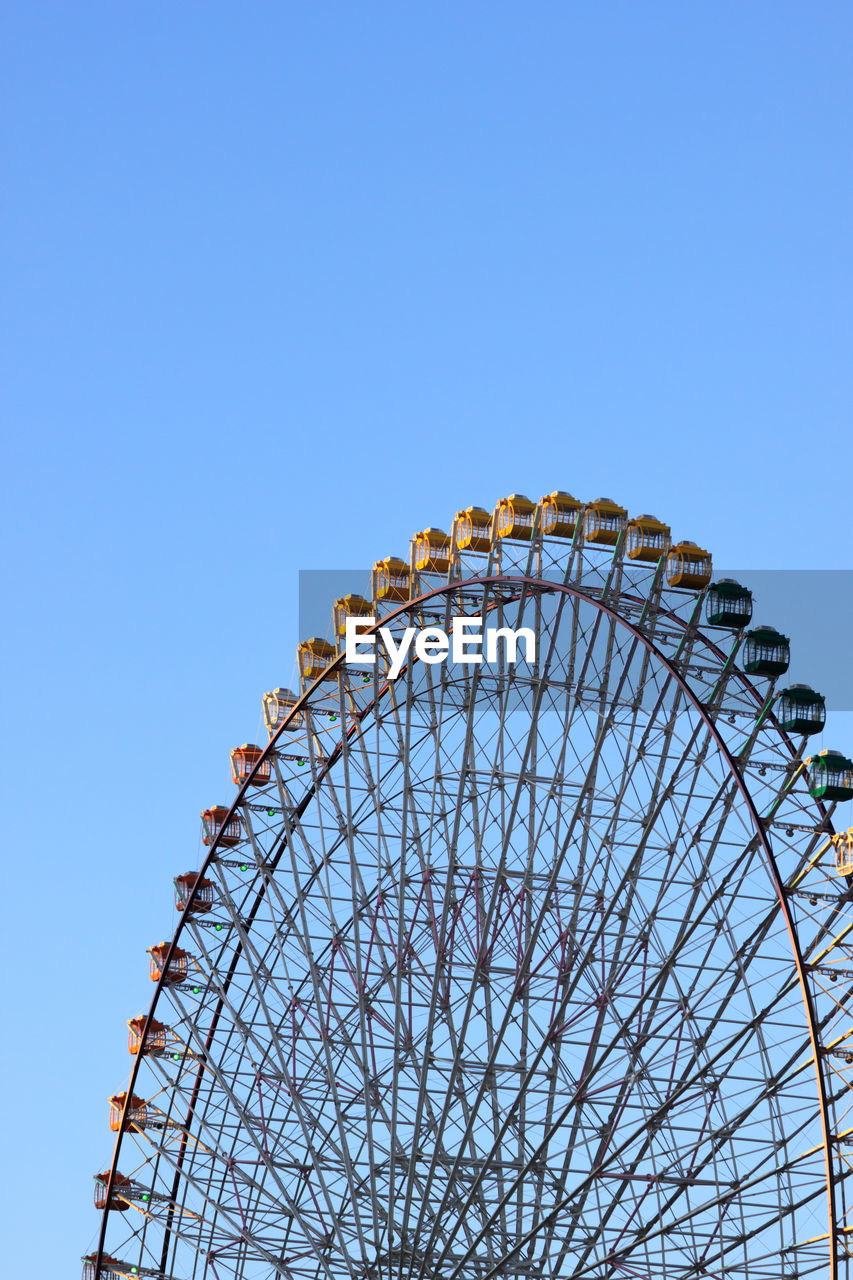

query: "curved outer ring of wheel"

left=93, top=573, right=839, bottom=1280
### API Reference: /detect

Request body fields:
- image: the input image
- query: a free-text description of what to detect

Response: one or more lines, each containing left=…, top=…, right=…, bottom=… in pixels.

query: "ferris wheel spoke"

left=167, top=905, right=381, bottom=1271
left=552, top=1000, right=817, bottom=1277
left=409, top=593, right=814, bottom=1274
left=479, top=1094, right=831, bottom=1280
left=258, top=788, right=479, bottom=1269
left=179, top=910, right=291, bottom=1083
left=558, top=1044, right=815, bottom=1275
left=389, top=643, right=525, bottom=1263
left=414, top=601, right=722, bottom=1269
left=438, top=701, right=717, bottom=1208
left=440, top=814, right=809, bottom=1274
left=92, top=544, right=848, bottom=1279
left=399, top=651, right=587, bottom=1254
left=413, top=615, right=661, bottom=1275
left=115, top=1088, right=318, bottom=1278
left=161, top=982, right=347, bottom=1221
left=271, top=835, right=389, bottom=1262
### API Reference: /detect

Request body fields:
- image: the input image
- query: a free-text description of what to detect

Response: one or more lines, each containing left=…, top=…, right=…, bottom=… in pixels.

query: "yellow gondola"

left=297, top=638, right=338, bottom=682
left=833, top=829, right=853, bottom=876
left=538, top=490, right=582, bottom=539
left=413, top=528, right=452, bottom=573
left=372, top=557, right=410, bottom=603
left=333, top=595, right=373, bottom=638
left=452, top=506, right=492, bottom=552
left=495, top=494, right=536, bottom=542
left=584, top=497, right=628, bottom=546
left=626, top=514, right=671, bottom=563
left=666, top=541, right=712, bottom=589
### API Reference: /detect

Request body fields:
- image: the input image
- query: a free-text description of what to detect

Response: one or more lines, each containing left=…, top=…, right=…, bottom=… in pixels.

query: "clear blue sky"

left=2, top=3, right=851, bottom=1268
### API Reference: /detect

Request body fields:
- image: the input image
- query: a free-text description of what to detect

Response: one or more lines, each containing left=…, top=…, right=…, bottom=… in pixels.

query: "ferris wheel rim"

left=92, top=571, right=840, bottom=1280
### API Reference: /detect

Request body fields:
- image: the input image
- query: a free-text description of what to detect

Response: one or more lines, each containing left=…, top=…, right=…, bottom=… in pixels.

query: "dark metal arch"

left=93, top=573, right=838, bottom=1280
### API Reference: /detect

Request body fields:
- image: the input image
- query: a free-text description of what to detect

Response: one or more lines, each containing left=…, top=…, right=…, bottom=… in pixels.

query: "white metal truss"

left=88, top=516, right=853, bottom=1280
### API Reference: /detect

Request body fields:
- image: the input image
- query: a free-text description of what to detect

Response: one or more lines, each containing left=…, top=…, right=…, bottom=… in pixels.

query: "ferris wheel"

left=85, top=492, right=853, bottom=1280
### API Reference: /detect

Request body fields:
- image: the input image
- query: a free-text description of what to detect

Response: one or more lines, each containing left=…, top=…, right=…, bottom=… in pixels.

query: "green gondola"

left=705, top=579, right=753, bottom=629
left=777, top=685, right=826, bottom=736
left=808, top=750, right=853, bottom=802
left=743, top=625, right=790, bottom=677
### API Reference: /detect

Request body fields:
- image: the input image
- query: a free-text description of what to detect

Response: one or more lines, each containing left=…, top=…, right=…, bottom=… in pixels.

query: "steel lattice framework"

left=87, top=509, right=853, bottom=1280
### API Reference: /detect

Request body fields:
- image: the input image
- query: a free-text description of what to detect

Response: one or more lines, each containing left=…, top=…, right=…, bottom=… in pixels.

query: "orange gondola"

left=108, top=1093, right=148, bottom=1134
left=93, top=1171, right=133, bottom=1211
left=201, top=805, right=242, bottom=847
left=82, top=1253, right=135, bottom=1280
left=127, top=1016, right=167, bottom=1056
left=230, top=743, right=273, bottom=786
left=174, top=871, right=215, bottom=914
left=148, top=942, right=189, bottom=986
